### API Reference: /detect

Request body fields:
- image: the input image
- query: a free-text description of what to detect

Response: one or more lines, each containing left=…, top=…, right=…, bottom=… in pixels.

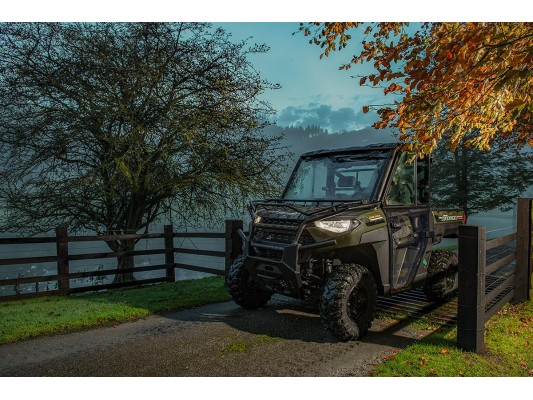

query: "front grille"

left=260, top=217, right=302, bottom=229
left=251, top=218, right=314, bottom=260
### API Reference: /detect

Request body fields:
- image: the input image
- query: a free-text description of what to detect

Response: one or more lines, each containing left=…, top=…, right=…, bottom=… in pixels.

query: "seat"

left=336, top=175, right=362, bottom=199
left=337, top=175, right=360, bottom=189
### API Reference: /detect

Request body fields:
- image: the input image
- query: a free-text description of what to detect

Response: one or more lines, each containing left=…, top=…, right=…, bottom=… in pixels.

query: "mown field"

left=0, top=276, right=230, bottom=344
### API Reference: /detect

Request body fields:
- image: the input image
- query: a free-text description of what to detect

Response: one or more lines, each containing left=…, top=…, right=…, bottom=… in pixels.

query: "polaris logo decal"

left=436, top=214, right=464, bottom=222
left=366, top=214, right=385, bottom=226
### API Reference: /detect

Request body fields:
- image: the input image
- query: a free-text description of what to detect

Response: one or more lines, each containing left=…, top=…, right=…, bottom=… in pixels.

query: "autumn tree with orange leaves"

left=302, top=22, right=533, bottom=156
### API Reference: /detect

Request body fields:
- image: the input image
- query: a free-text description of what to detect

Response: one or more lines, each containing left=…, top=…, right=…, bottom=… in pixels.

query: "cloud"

left=274, top=103, right=376, bottom=132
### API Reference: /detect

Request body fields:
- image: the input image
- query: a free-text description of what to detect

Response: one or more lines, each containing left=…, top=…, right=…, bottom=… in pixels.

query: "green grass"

left=221, top=334, right=282, bottom=354
left=0, top=276, right=230, bottom=345
left=374, top=279, right=533, bottom=377
left=223, top=342, right=250, bottom=353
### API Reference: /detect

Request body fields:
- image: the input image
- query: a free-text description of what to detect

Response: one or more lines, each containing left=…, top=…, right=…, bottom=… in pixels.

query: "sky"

left=4, top=0, right=527, bottom=134
left=217, top=22, right=383, bottom=132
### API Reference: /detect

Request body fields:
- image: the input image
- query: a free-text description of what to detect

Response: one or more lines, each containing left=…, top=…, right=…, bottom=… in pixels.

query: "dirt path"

left=0, top=296, right=430, bottom=377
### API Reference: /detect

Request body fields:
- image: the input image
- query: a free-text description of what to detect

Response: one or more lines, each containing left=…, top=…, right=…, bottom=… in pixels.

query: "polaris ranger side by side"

left=226, top=143, right=465, bottom=341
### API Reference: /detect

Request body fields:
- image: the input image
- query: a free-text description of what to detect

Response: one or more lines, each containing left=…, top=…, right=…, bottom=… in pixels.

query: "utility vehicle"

left=226, top=143, right=465, bottom=341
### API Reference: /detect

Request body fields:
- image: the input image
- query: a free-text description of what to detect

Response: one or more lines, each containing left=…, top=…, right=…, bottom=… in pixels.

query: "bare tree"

left=0, top=23, right=287, bottom=281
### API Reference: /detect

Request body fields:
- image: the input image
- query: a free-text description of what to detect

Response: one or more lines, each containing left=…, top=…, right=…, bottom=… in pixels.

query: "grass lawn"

left=0, top=276, right=230, bottom=345
left=373, top=278, right=533, bottom=377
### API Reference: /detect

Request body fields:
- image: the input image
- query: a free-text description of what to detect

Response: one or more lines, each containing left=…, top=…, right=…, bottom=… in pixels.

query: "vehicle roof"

left=300, top=142, right=401, bottom=159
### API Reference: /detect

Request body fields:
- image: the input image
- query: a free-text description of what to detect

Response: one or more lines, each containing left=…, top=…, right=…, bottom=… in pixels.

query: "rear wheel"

left=319, top=264, right=377, bottom=341
left=423, top=250, right=458, bottom=302
left=226, top=256, right=272, bottom=309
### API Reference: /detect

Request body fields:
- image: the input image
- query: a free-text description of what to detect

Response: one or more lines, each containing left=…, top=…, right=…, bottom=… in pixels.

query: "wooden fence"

left=0, top=220, right=243, bottom=301
left=457, top=198, right=532, bottom=352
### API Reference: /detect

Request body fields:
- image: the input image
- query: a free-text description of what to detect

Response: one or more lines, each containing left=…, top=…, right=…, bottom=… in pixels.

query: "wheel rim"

left=347, top=286, right=368, bottom=322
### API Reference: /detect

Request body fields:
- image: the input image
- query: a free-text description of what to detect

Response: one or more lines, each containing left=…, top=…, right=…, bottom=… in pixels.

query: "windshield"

left=282, top=151, right=390, bottom=202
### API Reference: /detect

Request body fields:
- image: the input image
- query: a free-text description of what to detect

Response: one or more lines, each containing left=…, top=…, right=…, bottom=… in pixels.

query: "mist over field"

left=1, top=123, right=529, bottom=295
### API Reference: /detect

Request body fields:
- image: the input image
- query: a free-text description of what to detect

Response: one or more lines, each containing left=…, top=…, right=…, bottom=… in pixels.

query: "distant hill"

left=263, top=124, right=398, bottom=176
left=263, top=124, right=397, bottom=154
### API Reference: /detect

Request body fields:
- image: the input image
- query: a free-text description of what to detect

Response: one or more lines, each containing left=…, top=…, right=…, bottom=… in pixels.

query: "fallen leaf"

left=520, top=361, right=527, bottom=368
left=383, top=354, right=396, bottom=360
left=459, top=371, right=465, bottom=377
left=525, top=341, right=529, bottom=347
left=440, top=348, right=448, bottom=355
left=429, top=368, right=437, bottom=376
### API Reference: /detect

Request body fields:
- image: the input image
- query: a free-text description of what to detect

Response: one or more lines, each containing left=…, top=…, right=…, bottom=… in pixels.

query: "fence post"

left=164, top=225, right=176, bottom=282
left=514, top=198, right=532, bottom=302
left=225, top=220, right=243, bottom=274
left=56, top=225, right=70, bottom=295
left=457, top=225, right=486, bottom=352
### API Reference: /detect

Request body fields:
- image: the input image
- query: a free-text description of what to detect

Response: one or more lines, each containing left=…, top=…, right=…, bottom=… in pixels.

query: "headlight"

left=254, top=216, right=262, bottom=224
left=314, top=219, right=360, bottom=233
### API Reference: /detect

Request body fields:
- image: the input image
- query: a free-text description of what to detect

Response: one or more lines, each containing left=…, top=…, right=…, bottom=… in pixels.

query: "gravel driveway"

left=0, top=296, right=429, bottom=377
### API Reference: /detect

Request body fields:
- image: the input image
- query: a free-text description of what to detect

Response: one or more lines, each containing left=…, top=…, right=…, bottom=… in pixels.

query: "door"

left=383, top=153, right=431, bottom=291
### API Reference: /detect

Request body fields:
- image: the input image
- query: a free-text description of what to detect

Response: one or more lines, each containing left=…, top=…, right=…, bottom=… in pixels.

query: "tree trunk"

left=114, top=239, right=136, bottom=283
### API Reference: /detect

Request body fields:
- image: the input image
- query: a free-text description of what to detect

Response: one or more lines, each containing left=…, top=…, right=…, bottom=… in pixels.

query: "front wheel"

left=319, top=264, right=377, bottom=341
left=226, top=256, right=272, bottom=309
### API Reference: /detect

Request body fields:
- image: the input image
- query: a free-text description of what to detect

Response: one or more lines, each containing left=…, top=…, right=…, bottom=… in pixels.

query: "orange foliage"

left=301, top=22, right=533, bottom=156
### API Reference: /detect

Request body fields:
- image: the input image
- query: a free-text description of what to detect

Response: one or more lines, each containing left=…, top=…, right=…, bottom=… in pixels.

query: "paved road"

left=0, top=296, right=429, bottom=377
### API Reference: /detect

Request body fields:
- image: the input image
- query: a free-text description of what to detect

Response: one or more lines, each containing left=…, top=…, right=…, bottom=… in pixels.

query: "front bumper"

left=240, top=230, right=335, bottom=298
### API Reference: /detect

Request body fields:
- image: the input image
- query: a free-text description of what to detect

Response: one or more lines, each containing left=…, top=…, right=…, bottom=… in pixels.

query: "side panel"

left=383, top=206, right=432, bottom=292
left=432, top=209, right=467, bottom=240
left=360, top=226, right=389, bottom=294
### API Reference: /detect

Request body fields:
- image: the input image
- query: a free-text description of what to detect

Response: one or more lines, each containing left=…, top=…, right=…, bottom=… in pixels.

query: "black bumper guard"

left=238, top=228, right=336, bottom=297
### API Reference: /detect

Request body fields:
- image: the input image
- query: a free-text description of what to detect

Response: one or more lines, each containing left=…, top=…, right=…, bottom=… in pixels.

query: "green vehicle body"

left=229, top=143, right=465, bottom=340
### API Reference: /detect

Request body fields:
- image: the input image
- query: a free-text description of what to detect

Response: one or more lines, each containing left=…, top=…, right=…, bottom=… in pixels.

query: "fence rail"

left=0, top=220, right=244, bottom=301
left=457, top=198, right=532, bottom=352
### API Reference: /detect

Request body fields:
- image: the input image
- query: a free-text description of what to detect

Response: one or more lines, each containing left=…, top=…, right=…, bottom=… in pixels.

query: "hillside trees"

left=0, top=23, right=287, bottom=281
left=301, top=23, right=533, bottom=156
left=431, top=135, right=533, bottom=215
